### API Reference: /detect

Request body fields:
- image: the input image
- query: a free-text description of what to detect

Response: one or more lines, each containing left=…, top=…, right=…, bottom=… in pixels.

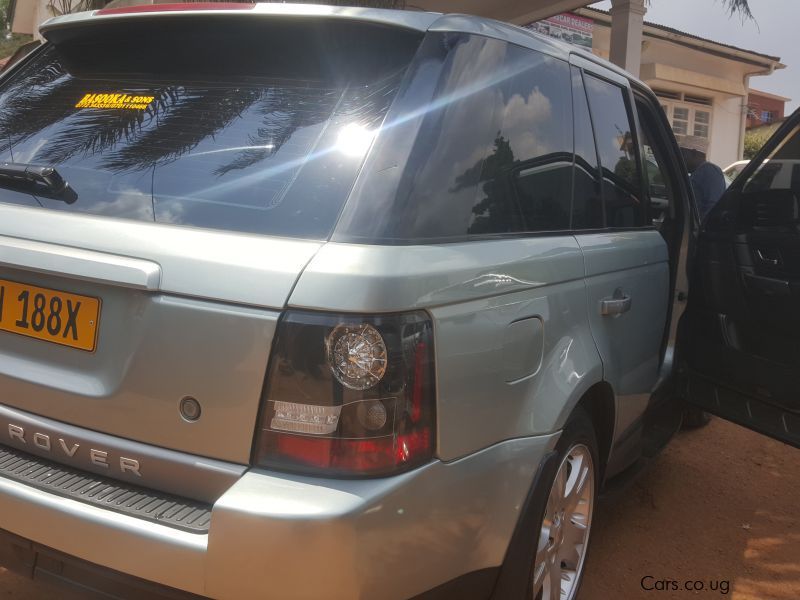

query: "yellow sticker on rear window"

left=75, top=93, right=155, bottom=110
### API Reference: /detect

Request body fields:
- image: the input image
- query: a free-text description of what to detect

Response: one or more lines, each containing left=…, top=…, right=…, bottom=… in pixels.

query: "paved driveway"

left=2, top=418, right=798, bottom=599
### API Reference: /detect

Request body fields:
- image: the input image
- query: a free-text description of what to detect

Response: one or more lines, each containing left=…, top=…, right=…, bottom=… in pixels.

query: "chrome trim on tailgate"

left=0, top=235, right=161, bottom=290
left=0, top=404, right=245, bottom=503
left=0, top=203, right=321, bottom=309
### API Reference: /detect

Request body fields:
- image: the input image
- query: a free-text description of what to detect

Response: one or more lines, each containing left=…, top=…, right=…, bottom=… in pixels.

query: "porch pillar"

left=609, top=0, right=646, bottom=77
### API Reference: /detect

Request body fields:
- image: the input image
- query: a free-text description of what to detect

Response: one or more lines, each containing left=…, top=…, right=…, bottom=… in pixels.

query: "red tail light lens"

left=252, top=311, right=435, bottom=477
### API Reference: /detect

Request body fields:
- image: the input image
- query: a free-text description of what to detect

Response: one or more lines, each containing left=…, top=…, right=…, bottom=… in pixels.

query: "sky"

left=591, top=0, right=799, bottom=112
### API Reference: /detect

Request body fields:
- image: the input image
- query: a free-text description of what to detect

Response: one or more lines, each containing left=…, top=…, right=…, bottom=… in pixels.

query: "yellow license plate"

left=0, top=279, right=101, bottom=352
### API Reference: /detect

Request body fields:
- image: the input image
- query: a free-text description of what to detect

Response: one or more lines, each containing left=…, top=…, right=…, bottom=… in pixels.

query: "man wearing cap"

left=680, top=137, right=726, bottom=221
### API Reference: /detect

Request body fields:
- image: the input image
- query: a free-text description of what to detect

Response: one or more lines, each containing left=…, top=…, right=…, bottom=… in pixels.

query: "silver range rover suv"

left=0, top=3, right=798, bottom=600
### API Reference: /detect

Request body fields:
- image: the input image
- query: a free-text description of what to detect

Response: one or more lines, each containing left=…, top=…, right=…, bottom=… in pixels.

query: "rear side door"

left=570, top=60, right=671, bottom=475
left=682, top=110, right=800, bottom=447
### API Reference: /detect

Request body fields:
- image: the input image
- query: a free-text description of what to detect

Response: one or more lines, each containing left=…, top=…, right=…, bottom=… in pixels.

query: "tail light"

left=252, top=311, right=436, bottom=477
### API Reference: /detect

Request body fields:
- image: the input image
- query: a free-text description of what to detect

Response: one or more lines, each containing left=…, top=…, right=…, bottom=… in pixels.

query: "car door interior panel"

left=683, top=116, right=800, bottom=448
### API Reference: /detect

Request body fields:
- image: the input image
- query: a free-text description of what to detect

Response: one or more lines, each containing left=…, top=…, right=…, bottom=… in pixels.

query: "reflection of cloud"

left=84, top=187, right=153, bottom=221
left=503, top=88, right=554, bottom=159
left=156, top=202, right=186, bottom=225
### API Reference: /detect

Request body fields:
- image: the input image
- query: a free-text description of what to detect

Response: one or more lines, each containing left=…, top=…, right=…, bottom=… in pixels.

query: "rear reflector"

left=96, top=3, right=255, bottom=16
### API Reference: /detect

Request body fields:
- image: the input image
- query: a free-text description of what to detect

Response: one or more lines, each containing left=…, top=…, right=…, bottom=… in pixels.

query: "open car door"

left=681, top=108, right=800, bottom=448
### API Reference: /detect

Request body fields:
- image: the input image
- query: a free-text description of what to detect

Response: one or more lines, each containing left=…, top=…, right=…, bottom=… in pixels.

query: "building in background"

left=9, top=0, right=787, bottom=167
left=525, top=7, right=784, bottom=169
left=746, top=89, right=790, bottom=129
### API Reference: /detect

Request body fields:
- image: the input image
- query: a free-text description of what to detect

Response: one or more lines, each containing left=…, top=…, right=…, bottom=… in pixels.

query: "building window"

left=672, top=106, right=689, bottom=135
left=657, top=93, right=714, bottom=141
left=761, top=110, right=774, bottom=123
left=694, top=110, right=710, bottom=137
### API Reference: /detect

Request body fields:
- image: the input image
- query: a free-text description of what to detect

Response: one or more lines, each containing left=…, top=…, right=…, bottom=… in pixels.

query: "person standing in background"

left=680, top=138, right=727, bottom=221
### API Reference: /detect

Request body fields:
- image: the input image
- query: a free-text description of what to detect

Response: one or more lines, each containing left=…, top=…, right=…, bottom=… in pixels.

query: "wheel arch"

left=574, top=381, right=615, bottom=483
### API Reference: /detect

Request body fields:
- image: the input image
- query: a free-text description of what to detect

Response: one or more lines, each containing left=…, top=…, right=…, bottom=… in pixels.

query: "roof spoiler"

left=39, top=2, right=439, bottom=44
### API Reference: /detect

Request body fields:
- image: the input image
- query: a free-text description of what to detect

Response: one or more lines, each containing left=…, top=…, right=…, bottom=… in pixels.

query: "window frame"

left=632, top=93, right=686, bottom=224
left=569, top=64, right=605, bottom=231
left=580, top=68, right=650, bottom=232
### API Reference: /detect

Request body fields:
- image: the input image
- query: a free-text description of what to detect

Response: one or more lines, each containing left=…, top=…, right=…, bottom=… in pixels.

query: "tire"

left=681, top=406, right=712, bottom=430
left=527, top=409, right=599, bottom=600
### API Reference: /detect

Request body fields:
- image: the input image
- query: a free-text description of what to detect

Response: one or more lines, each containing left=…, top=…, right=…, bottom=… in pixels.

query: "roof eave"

left=577, top=7, right=782, bottom=71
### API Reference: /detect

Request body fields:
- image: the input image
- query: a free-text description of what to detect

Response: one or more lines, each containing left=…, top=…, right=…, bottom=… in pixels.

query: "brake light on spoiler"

left=96, top=3, right=256, bottom=16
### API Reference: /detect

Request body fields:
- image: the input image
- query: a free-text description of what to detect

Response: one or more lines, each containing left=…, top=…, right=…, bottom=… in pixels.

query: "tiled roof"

left=582, top=6, right=781, bottom=64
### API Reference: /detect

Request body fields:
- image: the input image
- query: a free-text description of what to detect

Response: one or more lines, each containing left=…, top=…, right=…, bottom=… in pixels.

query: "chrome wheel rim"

left=532, top=444, right=595, bottom=600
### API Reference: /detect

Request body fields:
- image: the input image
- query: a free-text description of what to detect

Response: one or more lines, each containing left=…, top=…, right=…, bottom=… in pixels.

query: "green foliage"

left=0, top=33, right=32, bottom=60
left=744, top=127, right=774, bottom=160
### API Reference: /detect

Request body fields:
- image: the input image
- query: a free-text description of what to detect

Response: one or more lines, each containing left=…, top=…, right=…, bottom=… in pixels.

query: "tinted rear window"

left=0, top=19, right=420, bottom=238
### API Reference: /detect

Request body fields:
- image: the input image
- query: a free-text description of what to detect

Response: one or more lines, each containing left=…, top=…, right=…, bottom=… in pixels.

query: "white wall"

left=12, top=0, right=82, bottom=39
left=592, top=24, right=752, bottom=167
left=709, top=95, right=745, bottom=168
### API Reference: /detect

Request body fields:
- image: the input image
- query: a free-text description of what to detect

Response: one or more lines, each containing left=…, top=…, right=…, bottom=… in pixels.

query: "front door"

left=682, top=109, right=800, bottom=447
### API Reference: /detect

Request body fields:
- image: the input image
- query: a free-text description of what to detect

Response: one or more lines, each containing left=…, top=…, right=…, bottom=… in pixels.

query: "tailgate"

left=0, top=11, right=420, bottom=470
left=0, top=206, right=320, bottom=464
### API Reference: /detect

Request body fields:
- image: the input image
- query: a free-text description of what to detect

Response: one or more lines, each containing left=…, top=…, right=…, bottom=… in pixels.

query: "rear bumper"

left=0, top=528, right=203, bottom=599
left=0, top=433, right=558, bottom=600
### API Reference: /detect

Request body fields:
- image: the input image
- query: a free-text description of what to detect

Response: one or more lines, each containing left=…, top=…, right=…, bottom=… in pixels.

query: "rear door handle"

left=600, top=289, right=632, bottom=316
left=756, top=248, right=781, bottom=266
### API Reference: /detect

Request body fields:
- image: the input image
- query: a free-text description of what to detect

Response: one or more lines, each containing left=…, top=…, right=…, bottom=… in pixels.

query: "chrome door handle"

left=756, top=249, right=780, bottom=266
left=600, top=289, right=632, bottom=316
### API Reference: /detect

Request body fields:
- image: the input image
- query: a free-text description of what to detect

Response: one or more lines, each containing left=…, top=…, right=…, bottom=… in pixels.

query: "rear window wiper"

left=0, top=163, right=77, bottom=204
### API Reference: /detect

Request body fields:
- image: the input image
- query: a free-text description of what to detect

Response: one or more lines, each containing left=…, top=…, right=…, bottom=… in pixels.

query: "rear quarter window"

left=333, top=33, right=573, bottom=243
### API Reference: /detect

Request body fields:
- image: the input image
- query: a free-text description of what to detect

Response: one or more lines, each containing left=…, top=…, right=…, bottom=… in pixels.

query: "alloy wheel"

left=532, top=444, right=595, bottom=600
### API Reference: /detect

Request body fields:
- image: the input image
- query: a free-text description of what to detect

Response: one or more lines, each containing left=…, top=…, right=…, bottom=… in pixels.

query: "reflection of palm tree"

left=213, top=86, right=340, bottom=177
left=0, top=56, right=333, bottom=175
left=99, top=86, right=267, bottom=172
left=450, top=133, right=518, bottom=234
left=0, top=50, right=403, bottom=183
left=37, top=88, right=178, bottom=166
left=0, top=61, right=75, bottom=155
left=214, top=72, right=403, bottom=176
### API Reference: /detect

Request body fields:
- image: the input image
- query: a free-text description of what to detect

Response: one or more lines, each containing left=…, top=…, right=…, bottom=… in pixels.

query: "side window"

left=634, top=96, right=677, bottom=228
left=723, top=125, right=800, bottom=231
left=461, top=45, right=573, bottom=236
left=334, top=34, right=574, bottom=243
left=506, top=56, right=574, bottom=234
left=744, top=125, right=800, bottom=197
left=584, top=74, right=645, bottom=228
left=571, top=67, right=603, bottom=230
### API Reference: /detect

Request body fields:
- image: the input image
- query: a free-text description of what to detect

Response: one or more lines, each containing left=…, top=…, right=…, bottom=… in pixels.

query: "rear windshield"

left=0, top=19, right=420, bottom=239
